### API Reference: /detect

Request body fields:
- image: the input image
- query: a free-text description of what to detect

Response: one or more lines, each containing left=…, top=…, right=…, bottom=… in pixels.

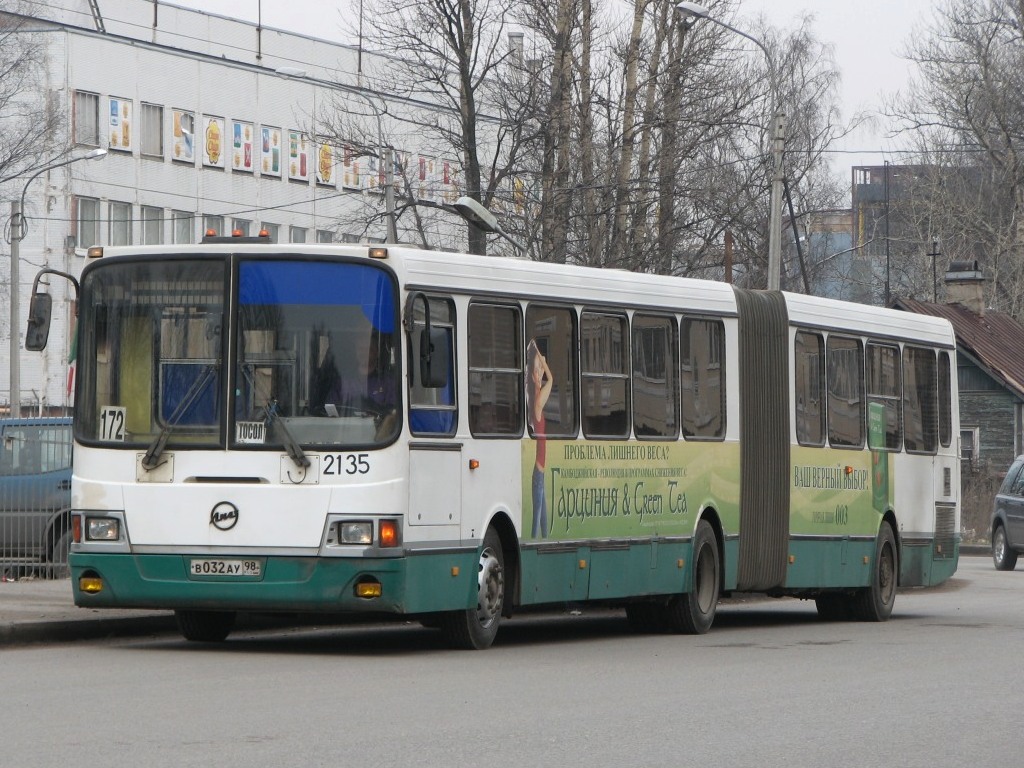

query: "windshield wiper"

left=142, top=364, right=218, bottom=470
left=263, top=398, right=310, bottom=469
left=238, top=364, right=309, bottom=469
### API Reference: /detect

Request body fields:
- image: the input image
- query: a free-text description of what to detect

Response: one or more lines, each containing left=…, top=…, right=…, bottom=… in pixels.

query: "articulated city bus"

left=27, top=238, right=960, bottom=648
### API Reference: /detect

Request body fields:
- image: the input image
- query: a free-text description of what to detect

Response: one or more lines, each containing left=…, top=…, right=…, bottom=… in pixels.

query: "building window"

left=289, top=226, right=307, bottom=243
left=961, top=427, right=980, bottom=471
left=232, top=218, right=251, bottom=236
left=341, top=232, right=361, bottom=244
left=316, top=229, right=334, bottom=243
left=203, top=215, right=224, bottom=237
left=172, top=210, right=194, bottom=244
left=109, top=201, right=132, bottom=246
left=260, top=222, right=279, bottom=242
left=75, top=196, right=101, bottom=248
left=140, top=103, right=163, bottom=158
left=74, top=91, right=99, bottom=146
left=141, top=206, right=163, bottom=244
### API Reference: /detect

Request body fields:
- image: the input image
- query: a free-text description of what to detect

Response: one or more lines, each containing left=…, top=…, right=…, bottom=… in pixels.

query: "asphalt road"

left=2, top=556, right=1019, bottom=768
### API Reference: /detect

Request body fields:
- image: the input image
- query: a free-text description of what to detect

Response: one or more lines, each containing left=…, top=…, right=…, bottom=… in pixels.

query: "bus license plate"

left=189, top=558, right=262, bottom=577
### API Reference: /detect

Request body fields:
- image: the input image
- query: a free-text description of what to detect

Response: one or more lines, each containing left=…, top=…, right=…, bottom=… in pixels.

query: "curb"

left=0, top=614, right=178, bottom=647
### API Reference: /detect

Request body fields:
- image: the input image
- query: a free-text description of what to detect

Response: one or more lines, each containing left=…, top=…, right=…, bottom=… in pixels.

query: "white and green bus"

left=27, top=238, right=960, bottom=648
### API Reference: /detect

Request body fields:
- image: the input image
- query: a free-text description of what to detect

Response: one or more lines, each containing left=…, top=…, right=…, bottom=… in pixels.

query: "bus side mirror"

left=25, top=292, right=53, bottom=351
left=419, top=326, right=449, bottom=389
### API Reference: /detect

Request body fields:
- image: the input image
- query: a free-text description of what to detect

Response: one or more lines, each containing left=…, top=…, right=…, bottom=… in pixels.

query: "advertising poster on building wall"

left=232, top=120, right=254, bottom=173
left=342, top=145, right=361, bottom=190
left=108, top=97, right=133, bottom=152
left=260, top=125, right=281, bottom=177
left=172, top=109, right=195, bottom=163
left=202, top=116, right=225, bottom=168
left=288, top=130, right=309, bottom=182
left=316, top=143, right=336, bottom=187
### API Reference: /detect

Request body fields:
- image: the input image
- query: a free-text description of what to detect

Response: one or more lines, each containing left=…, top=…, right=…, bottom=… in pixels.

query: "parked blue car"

left=992, top=455, right=1024, bottom=571
left=0, top=417, right=73, bottom=577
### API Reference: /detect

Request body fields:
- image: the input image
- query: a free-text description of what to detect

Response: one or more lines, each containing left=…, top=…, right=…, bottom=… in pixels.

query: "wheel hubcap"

left=476, top=546, right=504, bottom=628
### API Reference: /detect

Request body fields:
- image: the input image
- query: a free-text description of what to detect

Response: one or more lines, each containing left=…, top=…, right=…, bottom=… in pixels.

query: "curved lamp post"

left=676, top=2, right=786, bottom=290
left=8, top=147, right=106, bottom=416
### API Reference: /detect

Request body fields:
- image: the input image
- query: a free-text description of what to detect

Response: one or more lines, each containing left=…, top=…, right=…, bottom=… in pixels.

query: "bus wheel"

left=852, top=523, right=897, bottom=622
left=662, top=519, right=720, bottom=634
left=175, top=609, right=236, bottom=642
left=440, top=528, right=505, bottom=650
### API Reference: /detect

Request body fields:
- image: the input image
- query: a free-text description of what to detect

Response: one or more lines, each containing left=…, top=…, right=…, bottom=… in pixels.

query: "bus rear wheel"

left=852, top=523, right=897, bottom=622
left=439, top=528, right=505, bottom=650
left=175, top=609, right=236, bottom=642
left=662, top=519, right=720, bottom=634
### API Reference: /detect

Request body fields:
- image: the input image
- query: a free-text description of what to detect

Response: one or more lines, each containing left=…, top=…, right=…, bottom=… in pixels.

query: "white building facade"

left=1, top=0, right=469, bottom=414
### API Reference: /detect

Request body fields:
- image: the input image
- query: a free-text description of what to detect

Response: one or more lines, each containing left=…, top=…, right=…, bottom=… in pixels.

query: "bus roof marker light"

left=87, top=246, right=103, bottom=258
left=368, top=247, right=388, bottom=259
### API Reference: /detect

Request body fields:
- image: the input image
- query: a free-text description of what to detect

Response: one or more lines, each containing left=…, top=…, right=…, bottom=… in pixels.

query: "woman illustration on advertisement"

left=527, top=339, right=554, bottom=538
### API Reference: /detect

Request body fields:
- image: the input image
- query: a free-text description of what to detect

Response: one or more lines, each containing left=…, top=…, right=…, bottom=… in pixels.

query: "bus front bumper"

left=70, top=550, right=478, bottom=616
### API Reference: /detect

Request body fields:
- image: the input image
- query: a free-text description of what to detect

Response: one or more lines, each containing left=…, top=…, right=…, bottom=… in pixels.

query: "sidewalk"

left=0, top=546, right=994, bottom=647
left=0, top=577, right=175, bottom=646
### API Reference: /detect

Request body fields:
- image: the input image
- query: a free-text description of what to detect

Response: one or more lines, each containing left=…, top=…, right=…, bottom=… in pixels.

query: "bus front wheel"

left=175, top=609, right=236, bottom=642
left=662, top=519, right=720, bottom=634
left=439, top=528, right=505, bottom=650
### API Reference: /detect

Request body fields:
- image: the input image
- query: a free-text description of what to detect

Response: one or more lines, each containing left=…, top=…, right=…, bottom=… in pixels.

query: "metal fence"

left=0, top=422, right=73, bottom=580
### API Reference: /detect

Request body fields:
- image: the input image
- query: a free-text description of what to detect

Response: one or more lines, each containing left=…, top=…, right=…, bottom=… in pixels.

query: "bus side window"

left=826, top=335, right=864, bottom=448
left=632, top=314, right=679, bottom=439
left=468, top=303, right=524, bottom=437
left=525, top=304, right=579, bottom=438
left=681, top=317, right=726, bottom=440
left=904, top=346, right=938, bottom=454
left=794, top=330, right=825, bottom=446
left=409, top=296, right=457, bottom=436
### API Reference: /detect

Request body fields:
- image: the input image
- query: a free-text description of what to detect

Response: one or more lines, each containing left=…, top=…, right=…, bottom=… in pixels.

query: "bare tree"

left=350, top=0, right=523, bottom=254
left=0, top=1, right=66, bottom=188
left=891, top=0, right=1024, bottom=317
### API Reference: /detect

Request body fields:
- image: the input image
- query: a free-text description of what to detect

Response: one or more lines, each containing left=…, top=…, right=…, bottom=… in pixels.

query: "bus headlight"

left=339, top=521, right=373, bottom=545
left=86, top=517, right=121, bottom=541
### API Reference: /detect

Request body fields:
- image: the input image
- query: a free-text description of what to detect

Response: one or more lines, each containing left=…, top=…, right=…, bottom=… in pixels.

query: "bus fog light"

left=339, top=521, right=373, bottom=545
left=86, top=517, right=120, bottom=541
left=79, top=576, right=104, bottom=593
left=355, top=580, right=382, bottom=599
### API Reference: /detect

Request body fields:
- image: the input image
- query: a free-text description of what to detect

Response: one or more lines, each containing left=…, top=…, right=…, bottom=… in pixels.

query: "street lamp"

left=276, top=67, right=399, bottom=242
left=8, top=147, right=106, bottom=417
left=676, top=2, right=786, bottom=290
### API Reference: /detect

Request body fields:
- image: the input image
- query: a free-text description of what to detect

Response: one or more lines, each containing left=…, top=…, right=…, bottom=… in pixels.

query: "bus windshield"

left=76, top=256, right=400, bottom=452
